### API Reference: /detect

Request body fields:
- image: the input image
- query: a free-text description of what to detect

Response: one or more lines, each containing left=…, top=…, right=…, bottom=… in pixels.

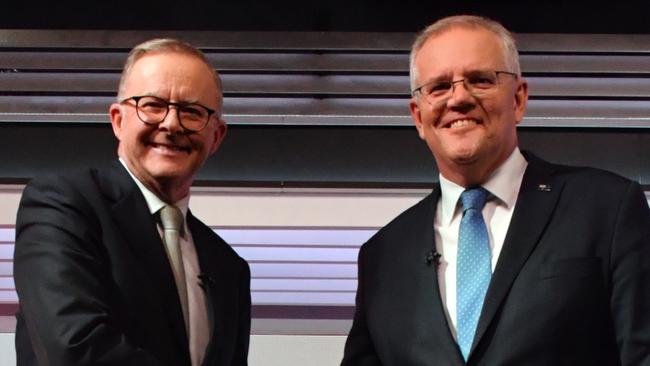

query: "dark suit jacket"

left=14, top=162, right=251, bottom=366
left=341, top=153, right=650, bottom=366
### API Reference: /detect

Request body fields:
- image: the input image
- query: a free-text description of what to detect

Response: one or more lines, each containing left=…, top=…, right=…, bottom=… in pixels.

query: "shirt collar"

left=118, top=158, right=190, bottom=219
left=438, top=147, right=527, bottom=226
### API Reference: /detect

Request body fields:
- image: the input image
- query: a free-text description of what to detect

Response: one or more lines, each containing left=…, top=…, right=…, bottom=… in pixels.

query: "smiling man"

left=14, top=39, right=250, bottom=366
left=341, top=16, right=650, bottom=365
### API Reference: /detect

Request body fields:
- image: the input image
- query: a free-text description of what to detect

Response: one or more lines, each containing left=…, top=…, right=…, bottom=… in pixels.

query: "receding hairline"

left=117, top=38, right=223, bottom=114
left=409, top=15, right=521, bottom=91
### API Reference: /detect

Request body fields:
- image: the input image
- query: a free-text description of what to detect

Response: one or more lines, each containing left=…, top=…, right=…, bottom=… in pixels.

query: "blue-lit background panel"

left=226, top=228, right=369, bottom=306
left=249, top=263, right=357, bottom=279
left=0, top=228, right=14, bottom=305
left=0, top=227, right=376, bottom=308
left=218, top=228, right=375, bottom=247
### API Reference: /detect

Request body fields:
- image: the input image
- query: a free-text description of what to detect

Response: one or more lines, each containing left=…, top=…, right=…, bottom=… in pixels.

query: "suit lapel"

left=188, top=213, right=236, bottom=365
left=417, top=188, right=467, bottom=364
left=471, top=154, right=564, bottom=355
left=100, top=162, right=190, bottom=356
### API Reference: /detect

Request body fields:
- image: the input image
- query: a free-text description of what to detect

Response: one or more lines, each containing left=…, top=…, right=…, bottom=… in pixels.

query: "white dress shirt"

left=120, top=159, right=209, bottom=366
left=434, top=148, right=527, bottom=340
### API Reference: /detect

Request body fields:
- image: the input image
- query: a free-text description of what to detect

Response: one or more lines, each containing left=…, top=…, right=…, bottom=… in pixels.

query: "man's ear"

left=513, top=78, right=529, bottom=125
left=209, top=118, right=228, bottom=155
left=109, top=103, right=124, bottom=141
left=410, top=97, right=426, bottom=140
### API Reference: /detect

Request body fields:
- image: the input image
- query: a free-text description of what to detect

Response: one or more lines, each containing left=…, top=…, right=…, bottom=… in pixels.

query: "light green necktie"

left=160, top=205, right=189, bottom=333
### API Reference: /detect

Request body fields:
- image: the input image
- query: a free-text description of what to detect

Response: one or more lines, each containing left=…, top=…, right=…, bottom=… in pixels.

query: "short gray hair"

left=409, top=15, right=521, bottom=91
left=117, top=38, right=223, bottom=114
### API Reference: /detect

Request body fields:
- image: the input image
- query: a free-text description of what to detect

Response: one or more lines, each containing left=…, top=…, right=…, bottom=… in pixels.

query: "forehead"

left=415, top=27, right=507, bottom=77
left=124, top=52, right=219, bottom=104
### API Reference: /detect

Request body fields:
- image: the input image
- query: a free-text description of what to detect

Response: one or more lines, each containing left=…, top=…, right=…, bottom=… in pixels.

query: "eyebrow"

left=141, top=93, right=206, bottom=105
left=424, top=69, right=504, bottom=85
left=424, top=73, right=453, bottom=83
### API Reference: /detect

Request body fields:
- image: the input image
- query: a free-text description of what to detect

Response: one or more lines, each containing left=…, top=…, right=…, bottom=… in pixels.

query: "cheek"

left=124, top=127, right=156, bottom=155
left=120, top=127, right=138, bottom=146
left=420, top=108, right=443, bottom=132
left=493, top=94, right=518, bottom=115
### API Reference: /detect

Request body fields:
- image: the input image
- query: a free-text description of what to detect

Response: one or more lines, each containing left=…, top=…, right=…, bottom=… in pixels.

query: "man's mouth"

left=149, top=142, right=190, bottom=153
left=446, top=119, right=479, bottom=129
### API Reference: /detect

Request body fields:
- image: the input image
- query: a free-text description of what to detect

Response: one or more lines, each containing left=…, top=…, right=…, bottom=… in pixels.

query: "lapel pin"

left=537, top=184, right=552, bottom=192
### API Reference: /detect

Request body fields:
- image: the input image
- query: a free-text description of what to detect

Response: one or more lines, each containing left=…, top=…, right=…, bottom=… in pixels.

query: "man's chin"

left=449, top=149, right=481, bottom=166
left=145, top=164, right=191, bottom=183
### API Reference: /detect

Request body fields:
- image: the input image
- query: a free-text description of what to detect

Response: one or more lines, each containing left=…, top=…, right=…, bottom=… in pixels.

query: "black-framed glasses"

left=120, top=95, right=216, bottom=132
left=412, top=70, right=518, bottom=106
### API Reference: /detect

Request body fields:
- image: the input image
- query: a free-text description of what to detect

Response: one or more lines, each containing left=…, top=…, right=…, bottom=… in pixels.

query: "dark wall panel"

left=1, top=123, right=648, bottom=188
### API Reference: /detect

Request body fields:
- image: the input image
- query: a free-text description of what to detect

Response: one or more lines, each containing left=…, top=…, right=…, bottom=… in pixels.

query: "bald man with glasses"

left=14, top=39, right=251, bottom=366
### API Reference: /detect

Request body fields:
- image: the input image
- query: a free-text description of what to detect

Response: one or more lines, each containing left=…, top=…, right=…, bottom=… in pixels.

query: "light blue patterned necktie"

left=456, top=187, right=491, bottom=361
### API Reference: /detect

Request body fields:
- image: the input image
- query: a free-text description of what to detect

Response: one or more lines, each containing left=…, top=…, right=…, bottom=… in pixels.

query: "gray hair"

left=117, top=38, right=223, bottom=114
left=409, top=15, right=521, bottom=91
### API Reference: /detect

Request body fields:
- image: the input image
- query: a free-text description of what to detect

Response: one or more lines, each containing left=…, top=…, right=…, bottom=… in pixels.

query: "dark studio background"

left=1, top=0, right=650, bottom=188
left=2, top=1, right=650, bottom=33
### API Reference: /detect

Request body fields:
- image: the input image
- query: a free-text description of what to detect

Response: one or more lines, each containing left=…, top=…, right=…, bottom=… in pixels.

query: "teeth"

left=153, top=143, right=184, bottom=152
left=449, top=119, right=477, bottom=128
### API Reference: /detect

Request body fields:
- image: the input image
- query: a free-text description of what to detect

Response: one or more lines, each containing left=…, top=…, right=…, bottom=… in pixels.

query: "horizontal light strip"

left=0, top=292, right=17, bottom=303
left=0, top=278, right=13, bottom=290
left=8, top=73, right=650, bottom=98
left=1, top=260, right=358, bottom=279
left=6, top=113, right=650, bottom=129
left=218, top=228, right=374, bottom=246
left=0, top=245, right=12, bottom=260
left=5, top=51, right=650, bottom=74
left=0, top=292, right=356, bottom=307
left=237, top=247, right=358, bottom=262
left=249, top=263, right=356, bottom=279
left=252, top=292, right=354, bottom=306
left=0, top=264, right=11, bottom=277
left=2, top=30, right=650, bottom=53
left=252, top=279, right=356, bottom=291
left=2, top=276, right=354, bottom=294
left=0, top=229, right=12, bottom=242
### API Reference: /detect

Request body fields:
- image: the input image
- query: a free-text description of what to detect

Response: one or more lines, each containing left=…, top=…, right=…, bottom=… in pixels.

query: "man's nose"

left=446, top=79, right=475, bottom=108
left=159, top=106, right=184, bottom=133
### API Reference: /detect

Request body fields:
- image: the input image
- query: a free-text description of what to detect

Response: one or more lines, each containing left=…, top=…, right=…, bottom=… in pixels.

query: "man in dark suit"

left=14, top=39, right=251, bottom=366
left=341, top=15, right=650, bottom=365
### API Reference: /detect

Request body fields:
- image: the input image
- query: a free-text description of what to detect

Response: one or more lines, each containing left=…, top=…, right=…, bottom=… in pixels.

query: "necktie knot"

left=160, top=205, right=184, bottom=232
left=460, top=187, right=488, bottom=212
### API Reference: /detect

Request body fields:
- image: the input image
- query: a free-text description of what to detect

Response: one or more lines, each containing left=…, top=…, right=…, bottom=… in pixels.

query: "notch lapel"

left=471, top=155, right=564, bottom=356
left=415, top=188, right=467, bottom=364
left=187, top=213, right=236, bottom=365
left=101, top=163, right=190, bottom=357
